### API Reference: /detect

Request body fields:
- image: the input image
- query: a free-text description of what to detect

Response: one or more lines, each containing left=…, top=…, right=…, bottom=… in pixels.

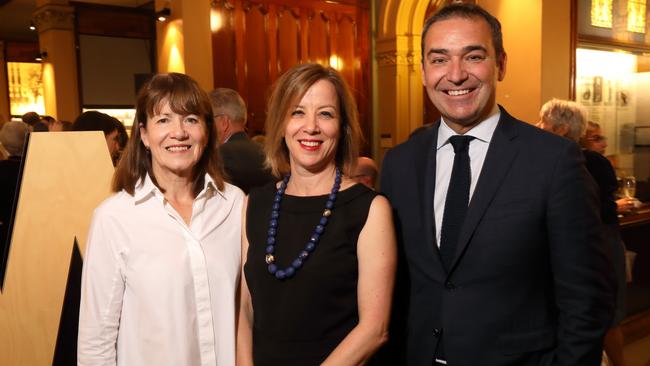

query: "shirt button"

left=445, top=281, right=455, bottom=289
left=433, top=328, right=441, bottom=337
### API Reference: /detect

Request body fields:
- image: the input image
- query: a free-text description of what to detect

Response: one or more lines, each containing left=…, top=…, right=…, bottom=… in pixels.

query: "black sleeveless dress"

left=245, top=182, right=377, bottom=365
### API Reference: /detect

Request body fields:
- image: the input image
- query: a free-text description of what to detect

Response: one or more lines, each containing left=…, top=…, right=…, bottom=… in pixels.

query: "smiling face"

left=140, top=99, right=208, bottom=181
left=421, top=16, right=506, bottom=133
left=284, top=79, right=341, bottom=175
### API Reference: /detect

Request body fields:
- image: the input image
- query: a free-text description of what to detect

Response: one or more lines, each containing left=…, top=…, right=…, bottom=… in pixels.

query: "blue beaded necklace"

left=265, top=167, right=342, bottom=280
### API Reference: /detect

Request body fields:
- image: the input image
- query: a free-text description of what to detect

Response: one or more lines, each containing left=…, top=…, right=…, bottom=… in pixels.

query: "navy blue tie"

left=440, top=135, right=474, bottom=272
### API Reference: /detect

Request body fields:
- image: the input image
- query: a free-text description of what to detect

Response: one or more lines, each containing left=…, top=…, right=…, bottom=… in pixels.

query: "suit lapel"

left=450, top=109, right=520, bottom=271
left=420, top=122, right=447, bottom=281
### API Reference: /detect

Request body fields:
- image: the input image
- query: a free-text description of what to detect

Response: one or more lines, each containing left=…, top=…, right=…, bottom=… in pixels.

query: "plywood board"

left=0, top=132, right=114, bottom=365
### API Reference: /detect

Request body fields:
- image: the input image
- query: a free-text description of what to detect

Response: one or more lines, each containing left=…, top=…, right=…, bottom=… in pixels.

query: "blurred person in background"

left=209, top=87, right=273, bottom=193
left=581, top=121, right=636, bottom=214
left=72, top=111, right=121, bottom=166
left=0, top=121, right=30, bottom=256
left=352, top=156, right=378, bottom=189
left=539, top=99, right=627, bottom=366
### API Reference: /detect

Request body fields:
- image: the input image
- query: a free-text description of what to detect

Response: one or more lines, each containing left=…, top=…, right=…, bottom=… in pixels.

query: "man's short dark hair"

left=21, top=111, right=41, bottom=127
left=421, top=3, right=504, bottom=63
left=72, top=111, right=119, bottom=137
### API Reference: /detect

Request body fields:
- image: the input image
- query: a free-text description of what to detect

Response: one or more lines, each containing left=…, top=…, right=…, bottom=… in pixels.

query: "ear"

left=139, top=123, right=150, bottom=148
left=555, top=124, right=570, bottom=137
left=497, top=52, right=507, bottom=81
left=421, top=62, right=427, bottom=86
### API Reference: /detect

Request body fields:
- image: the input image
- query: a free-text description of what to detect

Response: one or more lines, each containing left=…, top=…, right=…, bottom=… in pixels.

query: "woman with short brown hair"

left=238, top=64, right=396, bottom=365
left=78, top=73, right=243, bottom=365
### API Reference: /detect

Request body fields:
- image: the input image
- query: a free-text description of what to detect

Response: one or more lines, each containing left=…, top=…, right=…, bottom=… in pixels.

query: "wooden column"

left=32, top=3, right=80, bottom=122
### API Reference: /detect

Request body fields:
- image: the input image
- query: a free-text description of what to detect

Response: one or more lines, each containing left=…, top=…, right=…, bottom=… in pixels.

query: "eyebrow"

left=293, top=104, right=338, bottom=109
left=426, top=45, right=488, bottom=58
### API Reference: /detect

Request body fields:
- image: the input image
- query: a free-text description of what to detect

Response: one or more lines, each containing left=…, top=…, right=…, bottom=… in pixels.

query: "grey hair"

left=208, top=88, right=247, bottom=125
left=539, top=98, right=587, bottom=143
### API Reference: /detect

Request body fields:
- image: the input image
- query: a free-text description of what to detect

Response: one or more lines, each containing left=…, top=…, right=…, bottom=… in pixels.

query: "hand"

left=616, top=197, right=636, bottom=214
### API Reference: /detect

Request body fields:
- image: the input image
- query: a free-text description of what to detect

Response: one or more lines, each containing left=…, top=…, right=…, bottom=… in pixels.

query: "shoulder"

left=383, top=124, right=436, bottom=167
left=89, top=191, right=137, bottom=229
left=368, top=194, right=391, bottom=215
left=498, top=111, right=581, bottom=162
left=219, top=182, right=246, bottom=205
left=93, top=191, right=133, bottom=216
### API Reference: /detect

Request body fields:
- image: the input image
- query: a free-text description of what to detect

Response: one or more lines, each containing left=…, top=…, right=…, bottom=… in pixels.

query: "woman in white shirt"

left=78, top=73, right=244, bottom=366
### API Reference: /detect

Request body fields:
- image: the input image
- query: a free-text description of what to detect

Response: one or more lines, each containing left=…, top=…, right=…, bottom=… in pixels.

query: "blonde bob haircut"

left=264, top=63, right=362, bottom=177
left=112, top=72, right=224, bottom=195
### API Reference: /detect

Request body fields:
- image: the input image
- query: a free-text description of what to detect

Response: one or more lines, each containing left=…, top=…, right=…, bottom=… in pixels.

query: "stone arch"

left=376, top=0, right=439, bottom=151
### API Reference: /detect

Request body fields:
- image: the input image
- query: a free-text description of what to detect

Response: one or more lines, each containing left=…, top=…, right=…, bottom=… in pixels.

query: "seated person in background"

left=41, top=115, right=56, bottom=131
left=352, top=156, right=378, bottom=189
left=54, top=120, right=73, bottom=131
left=72, top=111, right=121, bottom=166
left=0, top=121, right=30, bottom=253
left=21, top=111, right=43, bottom=130
left=209, top=88, right=273, bottom=193
left=539, top=99, right=627, bottom=366
left=581, top=121, right=636, bottom=214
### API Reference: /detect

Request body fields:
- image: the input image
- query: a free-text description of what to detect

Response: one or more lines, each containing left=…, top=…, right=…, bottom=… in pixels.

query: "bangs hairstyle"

left=112, top=72, right=224, bottom=195
left=421, top=3, right=504, bottom=63
left=264, top=63, right=362, bottom=177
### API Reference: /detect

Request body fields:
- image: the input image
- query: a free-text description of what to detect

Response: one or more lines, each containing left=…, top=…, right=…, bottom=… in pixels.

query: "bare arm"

left=321, top=195, right=397, bottom=366
left=236, top=196, right=254, bottom=366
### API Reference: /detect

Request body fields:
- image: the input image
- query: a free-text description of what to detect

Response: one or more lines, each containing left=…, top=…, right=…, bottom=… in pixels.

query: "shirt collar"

left=437, top=111, right=501, bottom=150
left=132, top=173, right=223, bottom=204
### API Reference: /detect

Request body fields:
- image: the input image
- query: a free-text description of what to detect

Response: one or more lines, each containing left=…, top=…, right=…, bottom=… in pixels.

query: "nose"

left=171, top=119, right=189, bottom=139
left=447, top=58, right=468, bottom=85
left=303, top=112, right=320, bottom=134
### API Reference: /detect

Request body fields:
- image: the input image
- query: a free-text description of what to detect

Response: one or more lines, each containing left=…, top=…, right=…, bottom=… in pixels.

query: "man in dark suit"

left=209, top=88, right=273, bottom=193
left=380, top=4, right=614, bottom=366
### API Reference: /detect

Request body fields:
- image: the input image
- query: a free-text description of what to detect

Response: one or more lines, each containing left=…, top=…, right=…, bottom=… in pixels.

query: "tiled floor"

left=624, top=335, right=650, bottom=366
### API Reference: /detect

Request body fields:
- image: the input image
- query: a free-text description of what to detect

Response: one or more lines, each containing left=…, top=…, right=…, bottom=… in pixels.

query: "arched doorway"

left=376, top=0, right=475, bottom=149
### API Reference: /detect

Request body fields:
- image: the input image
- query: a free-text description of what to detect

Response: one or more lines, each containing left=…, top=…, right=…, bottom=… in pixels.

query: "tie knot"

left=449, top=135, right=474, bottom=153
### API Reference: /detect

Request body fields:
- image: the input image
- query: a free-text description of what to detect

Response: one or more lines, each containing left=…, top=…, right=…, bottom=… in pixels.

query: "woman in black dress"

left=237, top=63, right=396, bottom=365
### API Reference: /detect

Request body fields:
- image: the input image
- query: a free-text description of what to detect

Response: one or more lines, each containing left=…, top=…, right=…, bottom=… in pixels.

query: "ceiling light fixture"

left=29, top=22, right=36, bottom=31
left=35, top=51, right=47, bottom=62
left=156, top=8, right=171, bottom=22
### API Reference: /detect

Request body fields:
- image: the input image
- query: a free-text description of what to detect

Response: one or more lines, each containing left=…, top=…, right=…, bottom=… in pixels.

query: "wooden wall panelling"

left=267, top=4, right=279, bottom=82
left=337, top=14, right=356, bottom=95
left=212, top=1, right=238, bottom=90
left=211, top=0, right=371, bottom=148
left=276, top=6, right=301, bottom=76
left=234, top=0, right=247, bottom=110
left=243, top=3, right=272, bottom=134
left=308, top=11, right=330, bottom=65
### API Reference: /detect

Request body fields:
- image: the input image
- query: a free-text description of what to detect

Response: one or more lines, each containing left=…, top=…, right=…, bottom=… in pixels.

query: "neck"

left=153, top=168, right=197, bottom=201
left=286, top=164, right=337, bottom=196
left=444, top=104, right=499, bottom=134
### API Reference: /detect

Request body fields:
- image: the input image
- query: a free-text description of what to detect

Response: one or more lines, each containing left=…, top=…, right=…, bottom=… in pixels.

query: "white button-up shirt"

left=78, top=173, right=244, bottom=366
left=434, top=113, right=499, bottom=246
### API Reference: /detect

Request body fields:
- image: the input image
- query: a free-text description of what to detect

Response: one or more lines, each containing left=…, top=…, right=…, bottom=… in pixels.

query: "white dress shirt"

left=78, top=173, right=244, bottom=366
left=434, top=113, right=500, bottom=246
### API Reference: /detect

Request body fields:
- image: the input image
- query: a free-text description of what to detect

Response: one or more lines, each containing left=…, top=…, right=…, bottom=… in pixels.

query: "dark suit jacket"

left=380, top=108, right=615, bottom=366
left=220, top=132, right=274, bottom=194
